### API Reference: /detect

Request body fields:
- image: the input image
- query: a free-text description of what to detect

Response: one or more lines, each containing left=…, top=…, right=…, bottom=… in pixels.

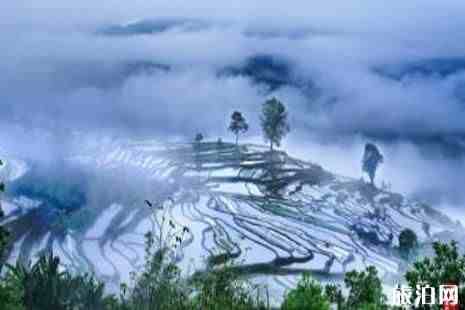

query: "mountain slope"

left=1, top=139, right=462, bottom=294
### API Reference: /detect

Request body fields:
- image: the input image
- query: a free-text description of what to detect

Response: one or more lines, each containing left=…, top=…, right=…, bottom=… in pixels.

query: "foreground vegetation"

left=1, top=185, right=464, bottom=309
left=1, top=234, right=463, bottom=309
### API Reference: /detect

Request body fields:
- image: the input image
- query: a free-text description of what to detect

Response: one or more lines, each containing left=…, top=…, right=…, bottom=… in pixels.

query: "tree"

left=192, top=262, right=267, bottom=310
left=0, top=159, right=10, bottom=269
left=344, top=266, right=387, bottom=309
left=398, top=228, right=418, bottom=260
left=228, top=111, right=249, bottom=146
left=405, top=241, right=465, bottom=308
left=325, top=284, right=345, bottom=310
left=281, top=273, right=330, bottom=310
left=260, top=97, right=290, bottom=152
left=193, top=133, right=204, bottom=169
left=194, top=133, right=204, bottom=144
left=362, top=143, right=383, bottom=186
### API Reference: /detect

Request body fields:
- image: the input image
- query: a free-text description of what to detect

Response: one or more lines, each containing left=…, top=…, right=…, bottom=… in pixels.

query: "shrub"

left=191, top=263, right=267, bottom=310
left=4, top=252, right=114, bottom=310
left=344, top=266, right=387, bottom=310
left=398, top=228, right=418, bottom=260
left=281, top=273, right=330, bottom=310
left=405, top=241, right=465, bottom=307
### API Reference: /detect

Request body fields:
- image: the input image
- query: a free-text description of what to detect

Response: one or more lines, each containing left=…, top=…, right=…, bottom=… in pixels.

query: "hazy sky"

left=2, top=1, right=465, bottom=207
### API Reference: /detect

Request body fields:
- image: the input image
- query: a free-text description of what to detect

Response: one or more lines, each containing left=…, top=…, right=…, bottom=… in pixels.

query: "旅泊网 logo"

left=391, top=284, right=459, bottom=309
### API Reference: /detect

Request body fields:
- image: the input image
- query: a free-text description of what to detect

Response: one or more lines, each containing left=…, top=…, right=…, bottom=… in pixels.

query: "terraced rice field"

left=1, top=139, right=462, bottom=298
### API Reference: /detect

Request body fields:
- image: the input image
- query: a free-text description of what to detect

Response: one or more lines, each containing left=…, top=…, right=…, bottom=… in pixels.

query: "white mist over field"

left=2, top=3, right=465, bottom=298
left=2, top=1, right=465, bottom=210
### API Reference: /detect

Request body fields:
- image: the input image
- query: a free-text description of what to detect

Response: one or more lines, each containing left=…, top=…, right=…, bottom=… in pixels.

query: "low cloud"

left=2, top=0, right=465, bottom=206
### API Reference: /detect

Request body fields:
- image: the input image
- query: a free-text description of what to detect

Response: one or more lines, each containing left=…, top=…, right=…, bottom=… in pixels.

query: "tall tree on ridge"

left=228, top=111, right=249, bottom=147
left=362, top=143, right=383, bottom=186
left=260, top=97, right=290, bottom=153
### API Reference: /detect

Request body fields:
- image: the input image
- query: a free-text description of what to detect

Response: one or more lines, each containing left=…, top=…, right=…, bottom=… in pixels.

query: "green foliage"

left=325, top=283, right=345, bottom=309
left=4, top=252, right=115, bottom=310
left=260, top=97, right=290, bottom=152
left=0, top=271, right=24, bottom=310
left=229, top=111, right=249, bottom=146
left=281, top=273, right=330, bottom=310
left=344, top=266, right=387, bottom=310
left=362, top=143, right=383, bottom=185
left=357, top=303, right=383, bottom=310
left=120, top=198, right=191, bottom=310
left=323, top=267, right=388, bottom=310
left=120, top=233, right=190, bottom=310
left=398, top=228, right=418, bottom=260
left=192, top=264, right=267, bottom=310
left=405, top=241, right=465, bottom=308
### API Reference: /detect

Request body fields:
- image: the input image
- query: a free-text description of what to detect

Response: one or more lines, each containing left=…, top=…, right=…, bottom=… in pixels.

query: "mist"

left=2, top=1, right=465, bottom=211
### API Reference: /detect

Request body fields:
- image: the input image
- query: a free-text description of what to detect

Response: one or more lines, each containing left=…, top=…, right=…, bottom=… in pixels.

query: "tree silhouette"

left=344, top=266, right=388, bottom=309
left=398, top=228, right=418, bottom=260
left=193, top=133, right=204, bottom=169
left=194, top=133, right=204, bottom=144
left=260, top=97, right=290, bottom=152
left=282, top=273, right=330, bottom=310
left=0, top=159, right=9, bottom=272
left=362, top=143, right=383, bottom=186
left=228, top=111, right=248, bottom=146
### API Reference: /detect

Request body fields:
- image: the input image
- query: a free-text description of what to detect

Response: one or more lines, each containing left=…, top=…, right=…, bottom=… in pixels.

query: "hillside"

left=1, top=139, right=463, bottom=298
